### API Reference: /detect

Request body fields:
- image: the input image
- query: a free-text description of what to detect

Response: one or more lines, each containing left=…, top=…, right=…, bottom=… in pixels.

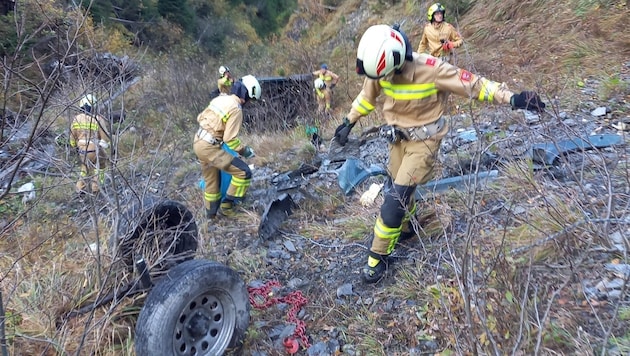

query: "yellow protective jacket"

left=417, top=22, right=463, bottom=58
left=197, top=94, right=247, bottom=154
left=218, top=75, right=233, bottom=94
left=346, top=53, right=514, bottom=128
left=312, top=69, right=340, bottom=88
left=69, top=112, right=110, bottom=150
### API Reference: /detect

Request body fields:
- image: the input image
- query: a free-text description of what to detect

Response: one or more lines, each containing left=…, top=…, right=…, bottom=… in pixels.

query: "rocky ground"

left=189, top=63, right=630, bottom=355
left=2, top=62, right=629, bottom=355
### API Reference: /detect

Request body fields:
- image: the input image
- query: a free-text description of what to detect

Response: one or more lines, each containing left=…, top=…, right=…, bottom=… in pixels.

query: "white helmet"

left=79, top=94, right=97, bottom=108
left=241, top=75, right=262, bottom=100
left=314, top=78, right=325, bottom=89
left=356, top=25, right=407, bottom=79
left=219, top=65, right=230, bottom=76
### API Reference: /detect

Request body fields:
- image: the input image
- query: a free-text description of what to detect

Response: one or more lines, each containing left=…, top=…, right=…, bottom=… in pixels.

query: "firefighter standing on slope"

left=312, top=64, right=340, bottom=112
left=217, top=65, right=234, bottom=94
left=194, top=75, right=262, bottom=218
left=334, top=24, right=545, bottom=283
left=313, top=78, right=329, bottom=116
left=417, top=3, right=463, bottom=64
left=69, top=94, right=111, bottom=195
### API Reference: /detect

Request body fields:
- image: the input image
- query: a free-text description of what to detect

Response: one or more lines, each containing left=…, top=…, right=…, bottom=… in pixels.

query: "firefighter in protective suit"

left=313, top=78, right=329, bottom=115
left=194, top=75, right=261, bottom=218
left=335, top=24, right=545, bottom=283
left=312, top=64, right=339, bottom=112
left=217, top=65, right=234, bottom=94
left=69, top=94, right=111, bottom=195
left=417, top=3, right=463, bottom=63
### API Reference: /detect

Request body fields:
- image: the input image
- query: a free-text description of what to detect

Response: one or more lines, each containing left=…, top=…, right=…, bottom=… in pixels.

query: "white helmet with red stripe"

left=356, top=25, right=407, bottom=79
left=314, top=78, right=325, bottom=89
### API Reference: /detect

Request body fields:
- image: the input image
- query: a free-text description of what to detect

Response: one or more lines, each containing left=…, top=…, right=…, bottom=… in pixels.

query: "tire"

left=112, top=197, right=198, bottom=273
left=135, top=259, right=250, bottom=355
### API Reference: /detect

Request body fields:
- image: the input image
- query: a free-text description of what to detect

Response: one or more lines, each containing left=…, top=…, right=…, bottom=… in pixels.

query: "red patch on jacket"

left=426, top=58, right=436, bottom=66
left=460, top=70, right=473, bottom=82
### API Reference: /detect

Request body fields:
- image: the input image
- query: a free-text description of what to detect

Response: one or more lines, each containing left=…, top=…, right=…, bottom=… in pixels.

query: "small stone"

left=287, top=278, right=305, bottom=289
left=591, top=107, right=607, bottom=116
left=284, top=240, right=297, bottom=253
left=336, top=283, right=354, bottom=298
left=306, top=342, right=328, bottom=356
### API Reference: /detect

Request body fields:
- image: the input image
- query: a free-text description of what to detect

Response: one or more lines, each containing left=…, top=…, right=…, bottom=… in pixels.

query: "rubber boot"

left=219, top=201, right=236, bottom=217
left=206, top=201, right=220, bottom=219
left=361, top=251, right=388, bottom=283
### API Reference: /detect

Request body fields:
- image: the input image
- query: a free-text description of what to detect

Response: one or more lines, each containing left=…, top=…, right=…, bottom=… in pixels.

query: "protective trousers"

left=315, top=88, right=332, bottom=113
left=369, top=137, right=442, bottom=256
left=76, top=142, right=107, bottom=194
left=193, top=138, right=252, bottom=215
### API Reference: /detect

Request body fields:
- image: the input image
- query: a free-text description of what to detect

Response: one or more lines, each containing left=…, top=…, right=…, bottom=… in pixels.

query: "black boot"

left=206, top=201, right=220, bottom=218
left=361, top=251, right=389, bottom=283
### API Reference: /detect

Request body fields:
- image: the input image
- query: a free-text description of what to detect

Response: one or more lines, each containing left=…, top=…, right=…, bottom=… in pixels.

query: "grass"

left=2, top=0, right=630, bottom=354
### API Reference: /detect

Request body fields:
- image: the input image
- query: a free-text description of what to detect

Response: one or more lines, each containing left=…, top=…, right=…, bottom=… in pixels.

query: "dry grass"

left=2, top=0, right=630, bottom=355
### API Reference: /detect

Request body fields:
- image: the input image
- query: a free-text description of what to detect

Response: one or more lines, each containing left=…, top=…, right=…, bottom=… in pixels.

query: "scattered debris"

left=530, top=134, right=623, bottom=166
left=17, top=182, right=36, bottom=204
left=336, top=158, right=387, bottom=195
left=591, top=107, right=608, bottom=117
left=259, top=193, right=296, bottom=240
left=612, top=121, right=630, bottom=131
left=359, top=183, right=383, bottom=206
left=416, top=170, right=499, bottom=198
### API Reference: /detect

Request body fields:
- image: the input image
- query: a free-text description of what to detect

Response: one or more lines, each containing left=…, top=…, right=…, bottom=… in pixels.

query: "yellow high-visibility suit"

left=417, top=22, right=463, bottom=63
left=312, top=68, right=340, bottom=111
left=345, top=52, right=514, bottom=272
left=193, top=94, right=252, bottom=216
left=69, top=111, right=110, bottom=194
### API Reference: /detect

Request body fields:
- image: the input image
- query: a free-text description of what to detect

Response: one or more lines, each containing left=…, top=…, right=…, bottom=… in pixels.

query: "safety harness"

left=378, top=116, right=446, bottom=143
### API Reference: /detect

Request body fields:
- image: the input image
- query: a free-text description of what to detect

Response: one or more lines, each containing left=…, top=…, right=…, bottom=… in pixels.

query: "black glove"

left=330, top=83, right=336, bottom=89
left=511, top=91, right=546, bottom=112
left=334, top=117, right=355, bottom=146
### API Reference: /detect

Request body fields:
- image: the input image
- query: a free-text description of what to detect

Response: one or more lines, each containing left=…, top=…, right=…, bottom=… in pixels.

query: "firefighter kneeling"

left=194, top=75, right=262, bottom=218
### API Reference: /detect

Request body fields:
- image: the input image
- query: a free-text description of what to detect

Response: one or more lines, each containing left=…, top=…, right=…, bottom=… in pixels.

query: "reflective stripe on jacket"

left=70, top=113, right=109, bottom=148
left=312, top=69, right=339, bottom=88
left=197, top=94, right=245, bottom=153
left=346, top=53, right=513, bottom=129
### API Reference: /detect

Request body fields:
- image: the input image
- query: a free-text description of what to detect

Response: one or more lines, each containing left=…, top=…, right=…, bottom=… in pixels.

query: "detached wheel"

left=135, top=260, right=250, bottom=355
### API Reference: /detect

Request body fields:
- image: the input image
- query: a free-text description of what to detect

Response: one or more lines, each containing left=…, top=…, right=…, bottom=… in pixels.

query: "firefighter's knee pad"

left=232, top=158, right=252, bottom=180
left=380, top=183, right=416, bottom=227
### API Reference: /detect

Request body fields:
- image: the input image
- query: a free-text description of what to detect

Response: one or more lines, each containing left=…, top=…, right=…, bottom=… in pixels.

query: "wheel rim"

left=173, top=289, right=236, bottom=355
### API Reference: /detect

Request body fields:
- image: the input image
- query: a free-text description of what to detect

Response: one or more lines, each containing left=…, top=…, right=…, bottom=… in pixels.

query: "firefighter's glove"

left=510, top=91, right=546, bottom=112
left=334, top=117, right=355, bottom=146
left=379, top=125, right=406, bottom=144
left=330, top=83, right=336, bottom=89
left=441, top=41, right=454, bottom=51
left=242, top=146, right=256, bottom=159
left=98, top=140, right=110, bottom=149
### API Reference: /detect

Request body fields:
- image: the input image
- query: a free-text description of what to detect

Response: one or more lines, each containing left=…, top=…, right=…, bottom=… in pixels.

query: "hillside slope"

left=1, top=0, right=629, bottom=355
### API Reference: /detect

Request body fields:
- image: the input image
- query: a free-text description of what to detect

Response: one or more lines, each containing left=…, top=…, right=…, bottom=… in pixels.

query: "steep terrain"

left=1, top=0, right=630, bottom=355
